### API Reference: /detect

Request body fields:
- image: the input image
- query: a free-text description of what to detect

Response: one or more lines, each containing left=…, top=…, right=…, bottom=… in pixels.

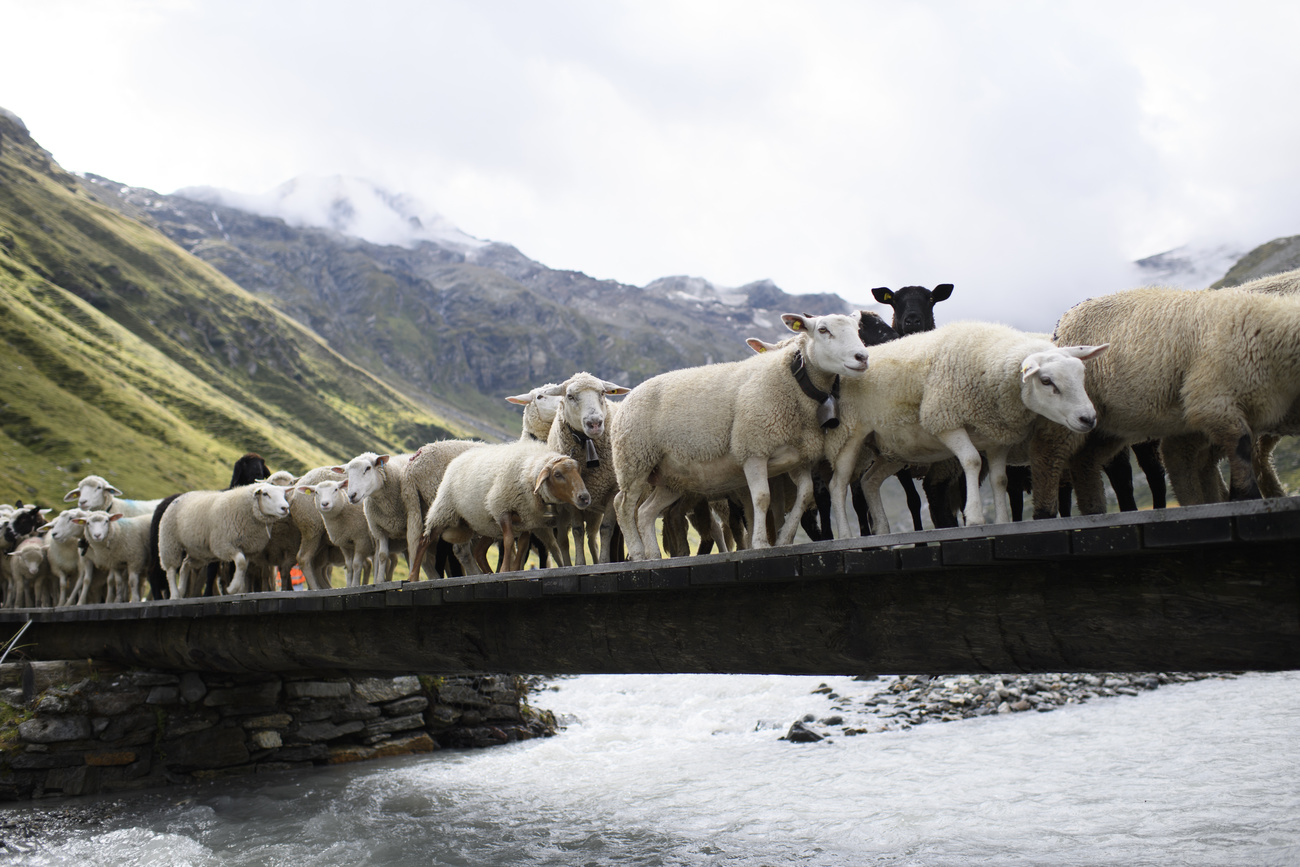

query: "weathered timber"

left=1, top=499, right=1298, bottom=675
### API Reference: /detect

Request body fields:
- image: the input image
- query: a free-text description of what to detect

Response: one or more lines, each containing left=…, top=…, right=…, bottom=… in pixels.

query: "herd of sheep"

left=4, top=267, right=1300, bottom=606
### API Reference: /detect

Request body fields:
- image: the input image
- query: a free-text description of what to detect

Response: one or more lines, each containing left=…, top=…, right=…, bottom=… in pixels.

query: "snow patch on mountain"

left=177, top=175, right=488, bottom=251
left=1130, top=242, right=1246, bottom=290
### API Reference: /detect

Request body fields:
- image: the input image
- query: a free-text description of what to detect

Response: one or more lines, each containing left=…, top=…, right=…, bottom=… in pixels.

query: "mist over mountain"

left=179, top=176, right=489, bottom=252
left=1130, top=242, right=1249, bottom=290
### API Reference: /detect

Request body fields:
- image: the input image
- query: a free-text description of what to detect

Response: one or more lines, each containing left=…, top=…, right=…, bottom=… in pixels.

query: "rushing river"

left=6, top=671, right=1300, bottom=865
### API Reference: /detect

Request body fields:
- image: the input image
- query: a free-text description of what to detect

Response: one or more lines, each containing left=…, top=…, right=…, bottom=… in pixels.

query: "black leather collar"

left=568, top=424, right=601, bottom=468
left=790, top=351, right=841, bottom=430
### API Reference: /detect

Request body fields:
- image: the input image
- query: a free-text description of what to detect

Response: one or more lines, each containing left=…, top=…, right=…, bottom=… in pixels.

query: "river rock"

left=784, top=721, right=823, bottom=743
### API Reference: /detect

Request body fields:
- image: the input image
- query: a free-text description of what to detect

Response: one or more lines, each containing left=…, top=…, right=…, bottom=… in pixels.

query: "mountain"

left=1131, top=242, right=1248, bottom=290
left=0, top=111, right=465, bottom=505
left=79, top=175, right=852, bottom=433
left=1211, top=234, right=1300, bottom=287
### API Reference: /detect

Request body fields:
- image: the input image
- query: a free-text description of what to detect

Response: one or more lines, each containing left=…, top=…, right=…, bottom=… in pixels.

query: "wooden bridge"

left=3, top=498, right=1298, bottom=676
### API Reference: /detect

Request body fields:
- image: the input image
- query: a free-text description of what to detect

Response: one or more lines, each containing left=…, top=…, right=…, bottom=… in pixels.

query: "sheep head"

left=1020, top=344, right=1109, bottom=433
left=534, top=454, right=591, bottom=510
left=333, top=453, right=390, bottom=504
left=781, top=312, right=871, bottom=376
left=544, top=372, right=629, bottom=439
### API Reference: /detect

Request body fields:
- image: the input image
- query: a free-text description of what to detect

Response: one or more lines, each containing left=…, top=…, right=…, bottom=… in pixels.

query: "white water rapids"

left=8, top=671, right=1300, bottom=865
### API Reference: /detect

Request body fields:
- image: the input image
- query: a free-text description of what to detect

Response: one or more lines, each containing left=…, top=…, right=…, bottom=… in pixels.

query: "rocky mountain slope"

left=80, top=175, right=851, bottom=433
left=0, top=111, right=463, bottom=505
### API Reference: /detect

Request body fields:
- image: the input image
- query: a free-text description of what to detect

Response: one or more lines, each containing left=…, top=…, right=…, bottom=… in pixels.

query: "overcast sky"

left=3, top=1, right=1298, bottom=330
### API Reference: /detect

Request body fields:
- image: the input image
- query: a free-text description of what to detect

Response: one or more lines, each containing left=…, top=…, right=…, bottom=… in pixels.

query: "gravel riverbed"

left=780, top=671, right=1231, bottom=742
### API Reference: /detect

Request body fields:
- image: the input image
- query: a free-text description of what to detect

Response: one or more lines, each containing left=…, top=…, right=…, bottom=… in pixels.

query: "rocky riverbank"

left=782, top=672, right=1232, bottom=742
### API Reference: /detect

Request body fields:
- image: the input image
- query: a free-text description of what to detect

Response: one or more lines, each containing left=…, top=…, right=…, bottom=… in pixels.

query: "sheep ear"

left=1065, top=343, right=1108, bottom=361
left=63, top=489, right=79, bottom=502
left=505, top=393, right=534, bottom=405
left=107, top=485, right=124, bottom=497
left=746, top=337, right=769, bottom=354
left=601, top=381, right=630, bottom=395
left=375, top=455, right=390, bottom=467
left=72, top=517, right=87, bottom=525
left=931, top=283, right=954, bottom=302
left=330, top=466, right=346, bottom=474
left=38, top=509, right=51, bottom=517
left=781, top=313, right=810, bottom=333
left=338, top=479, right=349, bottom=490
left=533, top=466, right=551, bottom=496
left=540, top=383, right=567, bottom=398
left=295, top=485, right=315, bottom=495
left=109, top=513, right=123, bottom=522
left=871, top=287, right=893, bottom=305
left=37, top=522, right=53, bottom=533
left=1022, top=361, right=1041, bottom=382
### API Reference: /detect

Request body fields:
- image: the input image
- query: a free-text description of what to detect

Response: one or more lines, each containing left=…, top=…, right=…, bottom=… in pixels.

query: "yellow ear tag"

left=791, top=320, right=803, bottom=331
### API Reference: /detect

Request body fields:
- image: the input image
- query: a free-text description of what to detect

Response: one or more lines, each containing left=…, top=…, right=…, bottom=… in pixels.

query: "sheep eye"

left=1040, top=375, right=1053, bottom=387
left=818, top=327, right=830, bottom=335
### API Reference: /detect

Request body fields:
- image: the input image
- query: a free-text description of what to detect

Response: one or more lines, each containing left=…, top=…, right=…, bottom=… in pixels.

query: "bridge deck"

left=2, top=499, right=1298, bottom=675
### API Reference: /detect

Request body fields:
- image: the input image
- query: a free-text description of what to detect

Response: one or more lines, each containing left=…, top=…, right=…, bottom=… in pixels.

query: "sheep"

left=872, top=283, right=954, bottom=336
left=75, top=511, right=153, bottom=603
left=400, top=440, right=486, bottom=579
left=610, top=312, right=871, bottom=560
left=157, top=482, right=292, bottom=597
left=333, top=452, right=414, bottom=585
left=411, top=440, right=592, bottom=575
left=1032, top=285, right=1300, bottom=517
left=543, top=372, right=630, bottom=565
left=62, top=475, right=161, bottom=518
left=36, top=508, right=88, bottom=606
left=1161, top=268, right=1300, bottom=503
left=1, top=504, right=49, bottom=556
left=248, top=469, right=306, bottom=592
left=296, top=478, right=375, bottom=587
left=506, top=385, right=565, bottom=442
left=6, top=536, right=51, bottom=608
left=827, top=321, right=1106, bottom=534
left=276, top=466, right=347, bottom=591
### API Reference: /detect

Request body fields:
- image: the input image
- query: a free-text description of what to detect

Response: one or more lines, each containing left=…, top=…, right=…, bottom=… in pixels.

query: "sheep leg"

left=775, top=467, right=815, bottom=546
left=828, top=436, right=868, bottom=541
left=225, top=552, right=251, bottom=595
left=372, top=534, right=391, bottom=585
left=740, top=457, right=777, bottom=548
left=1069, top=433, right=1128, bottom=515
left=597, top=506, right=618, bottom=564
left=471, top=536, right=494, bottom=574
left=1029, top=422, right=1084, bottom=519
left=859, top=458, right=905, bottom=535
left=987, top=446, right=1012, bottom=525
left=1254, top=433, right=1286, bottom=498
left=1131, top=439, right=1167, bottom=508
left=896, top=471, right=925, bottom=531
left=636, top=485, right=684, bottom=559
left=1201, top=418, right=1263, bottom=501
left=936, top=428, right=985, bottom=526
left=614, top=489, right=644, bottom=560
left=1101, top=447, right=1138, bottom=512
left=662, top=501, right=690, bottom=558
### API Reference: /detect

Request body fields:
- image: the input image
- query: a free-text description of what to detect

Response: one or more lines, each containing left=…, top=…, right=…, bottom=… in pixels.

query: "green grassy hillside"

left=0, top=112, right=466, bottom=505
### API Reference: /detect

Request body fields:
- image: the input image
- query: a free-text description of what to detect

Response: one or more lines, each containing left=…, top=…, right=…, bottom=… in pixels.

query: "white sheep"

left=827, top=321, right=1106, bottom=533
left=401, top=440, right=486, bottom=578
left=157, top=482, right=292, bottom=597
left=333, top=452, right=414, bottom=585
left=6, top=536, right=51, bottom=608
left=610, top=312, right=870, bottom=559
left=1034, top=284, right=1300, bottom=516
left=296, top=478, right=374, bottom=587
left=1165, top=267, right=1300, bottom=501
left=37, top=509, right=88, bottom=606
left=543, top=372, right=630, bottom=565
left=411, top=440, right=592, bottom=575
left=75, top=511, right=153, bottom=603
left=506, top=384, right=565, bottom=442
left=63, top=475, right=161, bottom=518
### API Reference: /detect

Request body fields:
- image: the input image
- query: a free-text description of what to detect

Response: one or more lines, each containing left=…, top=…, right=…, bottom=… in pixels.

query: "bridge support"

left=3, top=499, right=1299, bottom=675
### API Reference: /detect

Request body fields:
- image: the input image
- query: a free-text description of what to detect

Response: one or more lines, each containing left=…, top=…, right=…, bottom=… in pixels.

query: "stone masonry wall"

left=0, top=661, right=555, bottom=801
